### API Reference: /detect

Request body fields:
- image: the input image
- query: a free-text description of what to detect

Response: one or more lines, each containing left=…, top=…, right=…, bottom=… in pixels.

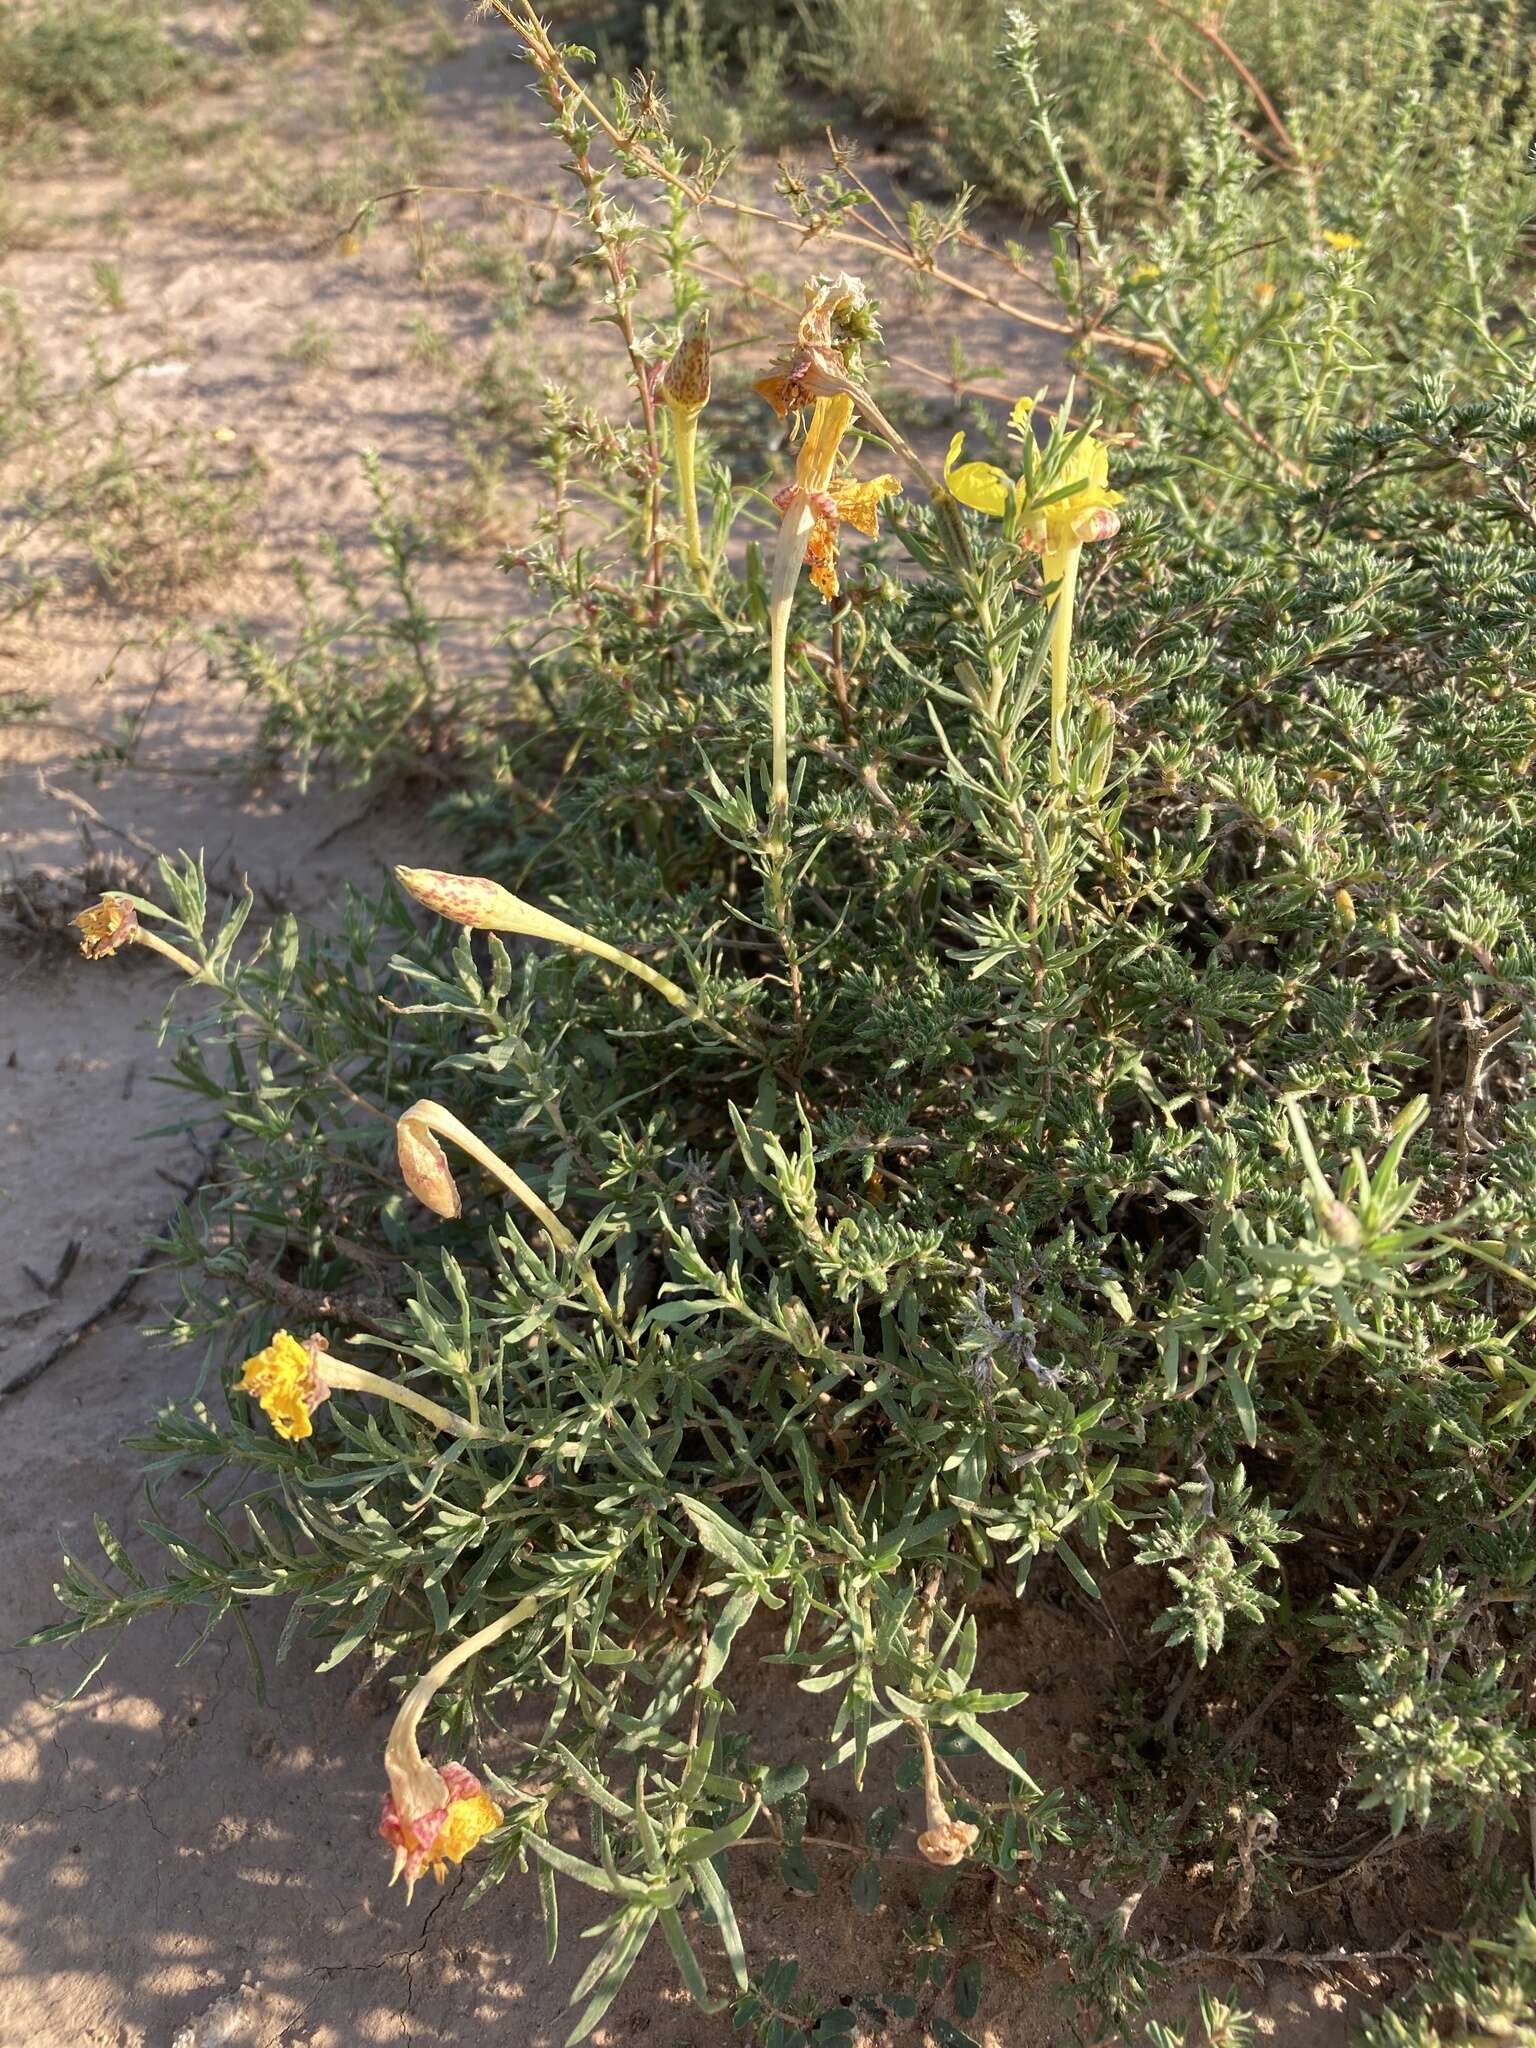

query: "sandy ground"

left=0, top=8, right=1410, bottom=2042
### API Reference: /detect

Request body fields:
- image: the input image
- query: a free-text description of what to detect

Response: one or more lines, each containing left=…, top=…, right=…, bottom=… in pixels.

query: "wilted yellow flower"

left=239, top=1329, right=330, bottom=1441
left=378, top=1599, right=539, bottom=1901
left=381, top=1757, right=501, bottom=1901
left=774, top=394, right=901, bottom=603
left=72, top=895, right=139, bottom=960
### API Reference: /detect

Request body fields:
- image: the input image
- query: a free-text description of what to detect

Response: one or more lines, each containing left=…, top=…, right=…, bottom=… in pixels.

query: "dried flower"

left=755, top=273, right=874, bottom=418
left=239, top=1329, right=331, bottom=1441
left=72, top=895, right=140, bottom=960
left=772, top=397, right=901, bottom=604
left=914, top=1720, right=980, bottom=1868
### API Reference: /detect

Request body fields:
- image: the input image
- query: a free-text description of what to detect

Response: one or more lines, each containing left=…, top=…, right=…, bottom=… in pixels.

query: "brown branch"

left=1145, top=0, right=1301, bottom=165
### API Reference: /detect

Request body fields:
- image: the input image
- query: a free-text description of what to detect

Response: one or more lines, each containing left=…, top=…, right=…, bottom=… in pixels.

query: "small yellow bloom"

left=211, top=425, right=238, bottom=445
left=239, top=1329, right=329, bottom=1441
left=1322, top=230, right=1363, bottom=252
left=72, top=895, right=139, bottom=960
left=944, top=411, right=1122, bottom=575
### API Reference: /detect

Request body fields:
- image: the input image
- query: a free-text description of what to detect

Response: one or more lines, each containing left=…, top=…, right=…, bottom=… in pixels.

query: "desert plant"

left=28, top=8, right=1536, bottom=2043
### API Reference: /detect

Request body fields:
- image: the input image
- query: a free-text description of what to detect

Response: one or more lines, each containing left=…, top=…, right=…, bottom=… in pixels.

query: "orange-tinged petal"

left=806, top=508, right=841, bottom=602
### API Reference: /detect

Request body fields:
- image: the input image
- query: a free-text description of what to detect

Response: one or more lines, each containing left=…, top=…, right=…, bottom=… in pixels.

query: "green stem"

left=1048, top=543, right=1082, bottom=788
left=672, top=408, right=706, bottom=582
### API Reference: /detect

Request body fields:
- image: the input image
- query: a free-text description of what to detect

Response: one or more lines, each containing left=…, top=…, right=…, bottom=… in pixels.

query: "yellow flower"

left=239, top=1329, right=330, bottom=1441
left=944, top=406, right=1122, bottom=576
left=72, top=895, right=139, bottom=959
left=773, top=394, right=901, bottom=602
left=1322, top=230, right=1363, bottom=252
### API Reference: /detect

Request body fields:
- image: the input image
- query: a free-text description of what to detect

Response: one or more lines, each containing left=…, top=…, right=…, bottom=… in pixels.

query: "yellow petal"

left=829, top=473, right=900, bottom=539
left=944, top=434, right=1012, bottom=519
left=794, top=394, right=856, bottom=494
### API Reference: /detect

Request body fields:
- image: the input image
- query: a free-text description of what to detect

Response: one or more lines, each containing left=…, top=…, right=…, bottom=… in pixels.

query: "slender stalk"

left=324, top=1356, right=492, bottom=1441
left=766, top=499, right=815, bottom=841
left=672, top=408, right=706, bottom=582
left=1047, top=543, right=1082, bottom=788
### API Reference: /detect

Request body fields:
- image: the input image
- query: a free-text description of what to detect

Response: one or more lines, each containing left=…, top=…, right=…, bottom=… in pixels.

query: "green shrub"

left=0, top=1, right=188, bottom=139
left=30, top=7, right=1536, bottom=2041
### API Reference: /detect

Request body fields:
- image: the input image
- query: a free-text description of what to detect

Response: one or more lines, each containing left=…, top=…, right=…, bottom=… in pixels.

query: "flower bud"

left=659, top=307, right=711, bottom=416
left=395, top=865, right=588, bottom=950
left=397, top=1109, right=461, bottom=1219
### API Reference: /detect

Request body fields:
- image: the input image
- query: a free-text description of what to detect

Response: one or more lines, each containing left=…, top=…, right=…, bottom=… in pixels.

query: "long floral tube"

left=381, top=1596, right=539, bottom=1900
left=395, top=866, right=699, bottom=1018
left=239, top=1329, right=490, bottom=1443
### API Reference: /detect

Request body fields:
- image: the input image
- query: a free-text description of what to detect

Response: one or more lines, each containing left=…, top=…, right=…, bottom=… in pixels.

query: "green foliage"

left=29, top=7, right=1536, bottom=2041
left=1358, top=1886, right=1536, bottom=2046
left=217, top=452, right=510, bottom=787
left=245, top=0, right=312, bottom=57
left=1328, top=1573, right=1536, bottom=1846
left=0, top=1, right=189, bottom=140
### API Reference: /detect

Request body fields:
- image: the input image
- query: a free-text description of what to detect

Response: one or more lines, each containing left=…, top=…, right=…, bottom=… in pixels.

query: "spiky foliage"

left=29, top=9, right=1536, bottom=2040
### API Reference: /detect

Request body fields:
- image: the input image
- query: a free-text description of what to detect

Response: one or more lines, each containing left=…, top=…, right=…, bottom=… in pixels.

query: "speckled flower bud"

left=395, top=866, right=590, bottom=951
left=659, top=307, right=711, bottom=415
